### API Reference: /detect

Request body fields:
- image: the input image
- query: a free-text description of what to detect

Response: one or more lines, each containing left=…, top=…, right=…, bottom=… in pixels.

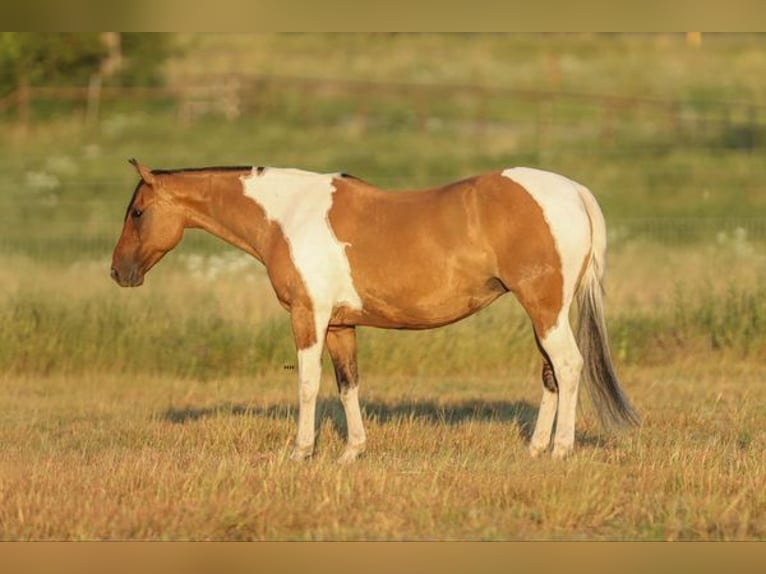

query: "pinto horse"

left=111, top=160, right=638, bottom=462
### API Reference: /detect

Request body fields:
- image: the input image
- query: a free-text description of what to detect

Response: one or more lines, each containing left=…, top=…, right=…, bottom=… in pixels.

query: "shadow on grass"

left=159, top=397, right=540, bottom=440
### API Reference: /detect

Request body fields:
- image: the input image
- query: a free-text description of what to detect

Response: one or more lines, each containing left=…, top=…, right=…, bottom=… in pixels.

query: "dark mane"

left=150, top=165, right=254, bottom=176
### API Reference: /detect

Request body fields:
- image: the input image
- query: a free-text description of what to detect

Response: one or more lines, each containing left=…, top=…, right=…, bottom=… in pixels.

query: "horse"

left=111, top=159, right=638, bottom=462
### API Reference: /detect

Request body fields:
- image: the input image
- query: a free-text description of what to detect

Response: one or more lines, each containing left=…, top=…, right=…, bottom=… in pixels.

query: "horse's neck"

left=181, top=173, right=269, bottom=262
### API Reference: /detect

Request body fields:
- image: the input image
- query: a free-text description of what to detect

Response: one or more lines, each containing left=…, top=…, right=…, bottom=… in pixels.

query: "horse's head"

left=110, top=159, right=186, bottom=287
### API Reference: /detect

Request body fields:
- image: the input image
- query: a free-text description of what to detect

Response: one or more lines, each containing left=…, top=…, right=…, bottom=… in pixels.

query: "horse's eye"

left=131, top=208, right=143, bottom=219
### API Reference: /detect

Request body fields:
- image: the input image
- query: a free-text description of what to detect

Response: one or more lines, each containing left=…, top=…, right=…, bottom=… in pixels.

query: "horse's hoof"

left=528, top=443, right=548, bottom=458
left=551, top=444, right=573, bottom=460
left=290, top=446, right=314, bottom=462
left=337, top=443, right=366, bottom=465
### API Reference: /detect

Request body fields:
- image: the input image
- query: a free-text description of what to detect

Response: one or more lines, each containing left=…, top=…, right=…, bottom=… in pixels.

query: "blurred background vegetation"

left=0, top=33, right=171, bottom=93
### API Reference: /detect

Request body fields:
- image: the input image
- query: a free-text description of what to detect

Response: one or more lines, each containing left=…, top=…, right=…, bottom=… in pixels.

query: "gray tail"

left=576, top=267, right=639, bottom=429
left=575, top=183, right=639, bottom=429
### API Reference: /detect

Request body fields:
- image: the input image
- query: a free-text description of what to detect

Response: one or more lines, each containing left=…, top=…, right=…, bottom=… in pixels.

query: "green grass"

left=2, top=241, right=764, bottom=381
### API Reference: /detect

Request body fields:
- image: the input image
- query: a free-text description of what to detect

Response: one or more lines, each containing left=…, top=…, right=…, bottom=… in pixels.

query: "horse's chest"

left=241, top=169, right=363, bottom=312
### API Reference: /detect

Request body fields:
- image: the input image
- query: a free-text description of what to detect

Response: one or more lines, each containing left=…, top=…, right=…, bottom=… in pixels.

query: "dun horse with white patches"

left=111, top=160, right=638, bottom=462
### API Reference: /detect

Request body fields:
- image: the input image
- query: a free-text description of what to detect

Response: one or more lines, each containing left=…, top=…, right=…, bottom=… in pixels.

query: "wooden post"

left=416, top=88, right=428, bottom=132
left=749, top=105, right=758, bottom=150
left=17, top=76, right=29, bottom=132
left=100, top=32, right=123, bottom=77
left=601, top=100, right=616, bottom=148
left=475, top=88, right=488, bottom=142
left=356, top=88, right=369, bottom=135
left=668, top=101, right=680, bottom=139
left=86, top=74, right=102, bottom=127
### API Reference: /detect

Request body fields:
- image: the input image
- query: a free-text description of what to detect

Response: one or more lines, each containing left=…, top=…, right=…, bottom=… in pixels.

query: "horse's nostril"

left=110, top=267, right=119, bottom=282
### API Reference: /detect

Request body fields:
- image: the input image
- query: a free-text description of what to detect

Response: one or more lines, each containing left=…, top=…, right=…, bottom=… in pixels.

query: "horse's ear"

left=129, top=158, right=157, bottom=186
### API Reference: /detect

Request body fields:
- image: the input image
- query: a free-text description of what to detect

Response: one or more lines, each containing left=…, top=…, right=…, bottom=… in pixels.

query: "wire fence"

left=2, top=76, right=765, bottom=263
left=3, top=74, right=766, bottom=151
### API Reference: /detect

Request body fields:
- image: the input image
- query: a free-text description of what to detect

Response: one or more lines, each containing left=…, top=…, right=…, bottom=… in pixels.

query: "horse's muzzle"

left=110, top=265, right=144, bottom=287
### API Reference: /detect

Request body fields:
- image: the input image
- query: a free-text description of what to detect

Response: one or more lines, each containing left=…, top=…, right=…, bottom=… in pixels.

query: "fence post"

left=536, top=96, right=552, bottom=154
left=668, top=101, right=680, bottom=137
left=17, top=77, right=29, bottom=132
left=475, top=88, right=488, bottom=144
left=749, top=105, right=758, bottom=150
left=86, top=74, right=102, bottom=127
left=416, top=88, right=428, bottom=132
left=356, top=86, right=369, bottom=135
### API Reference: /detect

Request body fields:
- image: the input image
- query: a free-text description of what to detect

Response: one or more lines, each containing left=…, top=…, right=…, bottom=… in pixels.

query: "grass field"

left=1, top=240, right=764, bottom=540
left=1, top=361, right=765, bottom=539
left=1, top=34, right=766, bottom=540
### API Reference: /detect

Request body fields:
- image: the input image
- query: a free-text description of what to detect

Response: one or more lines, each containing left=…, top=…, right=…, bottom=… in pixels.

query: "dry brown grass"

left=1, top=357, right=765, bottom=540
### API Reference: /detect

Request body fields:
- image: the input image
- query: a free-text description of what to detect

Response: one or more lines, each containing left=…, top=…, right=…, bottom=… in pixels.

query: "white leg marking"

left=291, top=340, right=324, bottom=461
left=338, top=385, right=367, bottom=464
left=538, top=317, right=584, bottom=459
left=529, top=388, right=557, bottom=457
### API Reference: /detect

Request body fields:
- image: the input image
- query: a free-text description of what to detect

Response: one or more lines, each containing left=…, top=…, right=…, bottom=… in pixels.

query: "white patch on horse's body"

left=240, top=167, right=363, bottom=338
left=502, top=167, right=591, bottom=330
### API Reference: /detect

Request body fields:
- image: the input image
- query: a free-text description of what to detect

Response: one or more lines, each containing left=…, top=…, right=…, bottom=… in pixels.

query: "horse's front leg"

left=326, top=326, right=366, bottom=464
left=289, top=306, right=328, bottom=461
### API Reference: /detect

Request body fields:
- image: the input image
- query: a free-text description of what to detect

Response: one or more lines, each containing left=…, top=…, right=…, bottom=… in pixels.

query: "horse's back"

left=325, top=168, right=592, bottom=329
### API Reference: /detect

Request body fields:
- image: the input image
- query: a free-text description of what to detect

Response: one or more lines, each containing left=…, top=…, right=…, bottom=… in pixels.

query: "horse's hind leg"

left=513, top=267, right=584, bottom=458
left=529, top=353, right=558, bottom=457
left=535, top=316, right=584, bottom=459
left=326, top=326, right=366, bottom=463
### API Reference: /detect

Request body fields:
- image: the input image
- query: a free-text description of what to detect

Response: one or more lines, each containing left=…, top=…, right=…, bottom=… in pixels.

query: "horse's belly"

left=338, top=277, right=506, bottom=329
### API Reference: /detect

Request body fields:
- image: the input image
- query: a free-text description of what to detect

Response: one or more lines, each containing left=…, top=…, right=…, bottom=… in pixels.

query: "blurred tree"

left=0, top=33, right=173, bottom=96
left=112, top=33, right=173, bottom=87
left=0, top=33, right=106, bottom=95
